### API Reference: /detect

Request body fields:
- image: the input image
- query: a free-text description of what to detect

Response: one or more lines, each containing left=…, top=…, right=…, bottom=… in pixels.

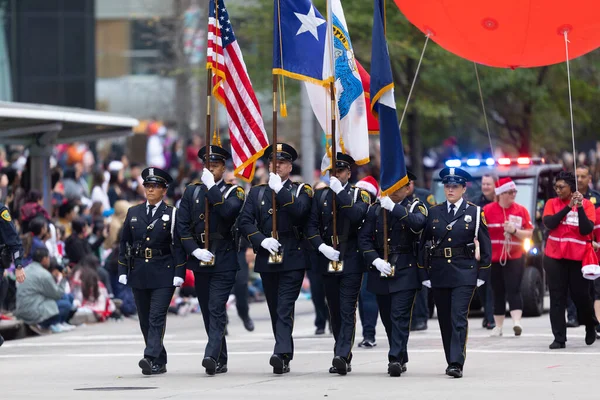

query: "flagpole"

left=382, top=0, right=389, bottom=265
left=271, top=74, right=279, bottom=243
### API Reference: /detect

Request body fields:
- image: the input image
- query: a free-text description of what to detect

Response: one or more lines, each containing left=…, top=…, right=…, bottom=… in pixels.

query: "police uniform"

left=407, top=173, right=435, bottom=331
left=0, top=203, right=24, bottom=275
left=419, top=167, right=491, bottom=378
left=177, top=145, right=244, bottom=375
left=306, top=153, right=370, bottom=375
left=358, top=185, right=427, bottom=376
left=583, top=188, right=600, bottom=208
left=238, top=143, right=313, bottom=374
left=118, top=167, right=186, bottom=375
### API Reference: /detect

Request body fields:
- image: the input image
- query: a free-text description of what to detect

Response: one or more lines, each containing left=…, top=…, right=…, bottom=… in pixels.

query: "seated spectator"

left=20, top=190, right=51, bottom=233
left=57, top=201, right=77, bottom=238
left=23, top=216, right=49, bottom=266
left=65, top=217, right=105, bottom=265
left=69, top=256, right=117, bottom=324
left=14, top=248, right=76, bottom=333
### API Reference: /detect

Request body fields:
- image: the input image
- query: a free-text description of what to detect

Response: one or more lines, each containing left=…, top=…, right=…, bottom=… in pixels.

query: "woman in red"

left=483, top=178, right=533, bottom=337
left=543, top=171, right=597, bottom=349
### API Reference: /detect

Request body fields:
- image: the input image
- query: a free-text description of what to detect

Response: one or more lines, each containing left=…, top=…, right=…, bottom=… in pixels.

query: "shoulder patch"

left=236, top=187, right=245, bottom=200
left=418, top=205, right=427, bottom=215
left=303, top=184, right=313, bottom=198
left=592, top=197, right=597, bottom=205
left=1, top=209, right=11, bottom=222
left=426, top=194, right=436, bottom=206
left=481, top=211, right=487, bottom=226
left=360, top=190, right=370, bottom=204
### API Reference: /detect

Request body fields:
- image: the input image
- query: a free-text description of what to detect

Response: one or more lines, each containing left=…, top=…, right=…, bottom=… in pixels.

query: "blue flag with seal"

left=370, top=0, right=408, bottom=196
left=273, top=0, right=332, bottom=85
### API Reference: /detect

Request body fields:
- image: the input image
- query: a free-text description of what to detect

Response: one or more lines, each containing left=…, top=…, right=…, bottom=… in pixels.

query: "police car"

left=432, top=157, right=563, bottom=316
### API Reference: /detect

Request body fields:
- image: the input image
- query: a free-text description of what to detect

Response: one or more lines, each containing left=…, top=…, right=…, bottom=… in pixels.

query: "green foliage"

left=231, top=0, right=600, bottom=157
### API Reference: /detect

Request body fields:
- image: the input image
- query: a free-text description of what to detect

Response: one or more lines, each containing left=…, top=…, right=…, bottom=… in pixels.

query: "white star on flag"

left=294, top=5, right=326, bottom=40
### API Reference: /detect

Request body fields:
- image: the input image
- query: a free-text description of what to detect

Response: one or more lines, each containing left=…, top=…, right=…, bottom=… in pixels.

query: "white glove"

left=477, top=279, right=485, bottom=287
left=261, top=237, right=282, bottom=255
left=422, top=280, right=432, bottom=288
left=173, top=277, right=184, bottom=287
left=118, top=274, right=128, bottom=285
left=193, top=248, right=215, bottom=262
left=318, top=243, right=340, bottom=261
left=373, top=258, right=392, bottom=275
left=268, top=173, right=284, bottom=193
left=329, top=177, right=344, bottom=194
left=380, top=196, right=396, bottom=212
left=201, top=168, right=216, bottom=190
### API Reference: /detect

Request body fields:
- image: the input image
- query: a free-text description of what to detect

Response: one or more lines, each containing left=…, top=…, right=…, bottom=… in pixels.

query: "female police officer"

left=419, top=167, right=491, bottom=378
left=118, top=167, right=186, bottom=375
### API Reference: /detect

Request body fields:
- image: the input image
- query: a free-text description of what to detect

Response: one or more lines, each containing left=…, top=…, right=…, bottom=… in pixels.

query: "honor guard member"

left=177, top=145, right=245, bottom=375
left=305, top=153, right=369, bottom=375
left=419, top=167, right=491, bottom=378
left=576, top=165, right=600, bottom=208
left=238, top=143, right=313, bottom=375
left=118, top=167, right=186, bottom=375
left=0, top=203, right=25, bottom=347
left=358, top=172, right=427, bottom=377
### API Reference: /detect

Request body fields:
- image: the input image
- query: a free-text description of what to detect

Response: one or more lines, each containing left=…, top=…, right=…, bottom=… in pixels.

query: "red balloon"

left=393, top=0, right=600, bottom=68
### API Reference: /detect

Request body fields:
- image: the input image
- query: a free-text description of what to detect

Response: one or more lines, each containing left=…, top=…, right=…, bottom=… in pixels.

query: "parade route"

left=1, top=298, right=597, bottom=400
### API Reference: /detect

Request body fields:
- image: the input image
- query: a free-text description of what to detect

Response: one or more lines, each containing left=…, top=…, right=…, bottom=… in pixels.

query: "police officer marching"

left=118, top=167, right=186, bottom=375
left=238, top=143, right=313, bottom=375
left=306, top=153, right=370, bottom=375
left=177, top=145, right=245, bottom=375
left=0, top=202, right=25, bottom=347
left=419, top=167, right=491, bottom=379
left=358, top=171, right=427, bottom=377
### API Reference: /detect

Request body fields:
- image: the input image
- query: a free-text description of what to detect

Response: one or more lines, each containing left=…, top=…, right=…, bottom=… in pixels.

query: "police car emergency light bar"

left=444, top=157, right=545, bottom=168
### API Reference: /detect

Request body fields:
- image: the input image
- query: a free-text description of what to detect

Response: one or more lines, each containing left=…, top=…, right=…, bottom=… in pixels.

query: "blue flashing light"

left=530, top=248, right=538, bottom=256
left=445, top=159, right=462, bottom=168
left=466, top=159, right=481, bottom=167
left=485, top=158, right=495, bottom=166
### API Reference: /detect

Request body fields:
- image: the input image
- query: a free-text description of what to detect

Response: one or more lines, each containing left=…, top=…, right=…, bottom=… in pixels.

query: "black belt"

left=378, top=245, right=412, bottom=254
left=134, top=247, right=171, bottom=259
left=430, top=246, right=471, bottom=258
left=193, top=232, right=233, bottom=244
left=324, top=234, right=357, bottom=245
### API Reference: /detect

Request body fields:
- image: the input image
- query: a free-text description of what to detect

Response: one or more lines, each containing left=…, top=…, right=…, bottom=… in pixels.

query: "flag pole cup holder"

left=328, top=260, right=344, bottom=273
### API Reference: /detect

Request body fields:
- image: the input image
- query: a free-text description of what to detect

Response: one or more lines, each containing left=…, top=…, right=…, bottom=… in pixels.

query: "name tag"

left=564, top=210, right=579, bottom=227
left=508, top=214, right=523, bottom=229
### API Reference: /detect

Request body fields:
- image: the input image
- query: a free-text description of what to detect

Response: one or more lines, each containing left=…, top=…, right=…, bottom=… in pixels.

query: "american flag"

left=207, top=0, right=269, bottom=181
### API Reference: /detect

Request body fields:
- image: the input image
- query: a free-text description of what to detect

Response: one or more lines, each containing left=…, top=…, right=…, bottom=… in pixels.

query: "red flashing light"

left=517, top=157, right=531, bottom=165
left=498, top=158, right=511, bottom=166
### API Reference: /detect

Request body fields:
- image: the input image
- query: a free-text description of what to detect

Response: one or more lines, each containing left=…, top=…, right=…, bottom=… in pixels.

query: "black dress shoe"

left=139, top=358, right=153, bottom=376
left=202, top=356, right=217, bottom=375
left=216, top=363, right=228, bottom=374
left=549, top=341, right=566, bottom=349
left=566, top=319, right=579, bottom=328
left=151, top=363, right=167, bottom=375
left=401, top=364, right=407, bottom=373
left=585, top=326, right=597, bottom=345
left=481, top=319, right=488, bottom=328
left=411, top=321, right=428, bottom=331
left=315, top=327, right=326, bottom=335
left=270, top=354, right=290, bottom=374
left=332, top=356, right=348, bottom=375
left=243, top=318, right=255, bottom=332
left=388, top=362, right=402, bottom=377
left=446, top=365, right=462, bottom=378
left=329, top=365, right=352, bottom=374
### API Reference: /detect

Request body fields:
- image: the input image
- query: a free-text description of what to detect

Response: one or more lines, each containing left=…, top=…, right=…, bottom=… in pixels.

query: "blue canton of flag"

left=273, top=0, right=332, bottom=85
left=370, top=0, right=408, bottom=196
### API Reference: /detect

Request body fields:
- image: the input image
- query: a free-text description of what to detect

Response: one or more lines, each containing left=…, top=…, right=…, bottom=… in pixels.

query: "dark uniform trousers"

left=177, top=180, right=245, bottom=364
left=419, top=200, right=492, bottom=370
left=238, top=181, right=313, bottom=360
left=118, top=202, right=187, bottom=366
left=306, top=185, right=370, bottom=362
left=234, top=245, right=251, bottom=321
left=307, top=249, right=329, bottom=331
left=359, top=198, right=428, bottom=365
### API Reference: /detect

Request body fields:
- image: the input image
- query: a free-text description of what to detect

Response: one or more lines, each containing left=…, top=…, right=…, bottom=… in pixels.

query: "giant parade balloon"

left=393, top=0, right=600, bottom=68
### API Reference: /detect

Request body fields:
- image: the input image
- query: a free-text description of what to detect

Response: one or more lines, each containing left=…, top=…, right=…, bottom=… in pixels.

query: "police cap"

left=142, top=167, right=173, bottom=187
left=439, top=167, right=471, bottom=185
left=198, top=145, right=231, bottom=163
left=334, top=153, right=355, bottom=170
left=264, top=143, right=298, bottom=162
left=407, top=170, right=417, bottom=181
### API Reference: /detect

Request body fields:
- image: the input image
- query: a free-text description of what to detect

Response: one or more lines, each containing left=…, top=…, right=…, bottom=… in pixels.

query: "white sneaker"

left=513, top=321, right=522, bottom=336
left=60, top=322, right=76, bottom=331
left=50, top=324, right=66, bottom=334
left=490, top=326, right=503, bottom=337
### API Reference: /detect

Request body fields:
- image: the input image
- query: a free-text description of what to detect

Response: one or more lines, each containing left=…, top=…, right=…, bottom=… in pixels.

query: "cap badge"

left=449, top=167, right=455, bottom=176
left=149, top=168, right=155, bottom=177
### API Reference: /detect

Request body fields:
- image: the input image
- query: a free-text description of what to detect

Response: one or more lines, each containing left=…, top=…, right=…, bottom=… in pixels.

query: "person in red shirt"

left=543, top=171, right=597, bottom=349
left=483, top=178, right=533, bottom=337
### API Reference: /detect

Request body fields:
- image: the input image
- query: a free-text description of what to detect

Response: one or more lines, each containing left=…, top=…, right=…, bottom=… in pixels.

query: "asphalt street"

left=1, top=297, right=598, bottom=400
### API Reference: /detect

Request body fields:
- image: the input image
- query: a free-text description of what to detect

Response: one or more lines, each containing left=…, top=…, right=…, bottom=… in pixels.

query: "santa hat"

left=495, top=177, right=517, bottom=195
left=582, top=245, right=600, bottom=280
left=356, top=176, right=379, bottom=198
